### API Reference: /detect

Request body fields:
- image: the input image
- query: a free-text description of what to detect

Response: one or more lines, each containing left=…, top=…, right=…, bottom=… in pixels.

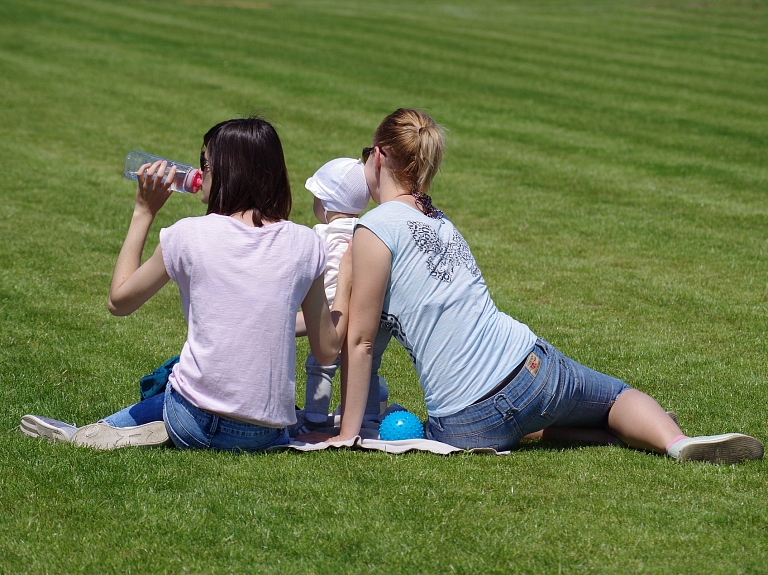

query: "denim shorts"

left=163, top=385, right=290, bottom=452
left=425, top=339, right=631, bottom=451
left=103, top=385, right=290, bottom=452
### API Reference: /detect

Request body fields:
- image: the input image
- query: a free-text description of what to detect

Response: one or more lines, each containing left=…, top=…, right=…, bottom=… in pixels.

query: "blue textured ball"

left=379, top=410, right=424, bottom=441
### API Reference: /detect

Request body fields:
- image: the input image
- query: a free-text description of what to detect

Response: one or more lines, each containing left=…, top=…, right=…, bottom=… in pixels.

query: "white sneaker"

left=667, top=433, right=764, bottom=464
left=71, top=421, right=170, bottom=450
left=288, top=417, right=329, bottom=438
left=20, top=415, right=78, bottom=443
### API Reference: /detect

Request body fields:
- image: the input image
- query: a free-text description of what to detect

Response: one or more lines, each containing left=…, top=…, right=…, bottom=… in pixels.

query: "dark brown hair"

left=203, top=117, right=291, bottom=226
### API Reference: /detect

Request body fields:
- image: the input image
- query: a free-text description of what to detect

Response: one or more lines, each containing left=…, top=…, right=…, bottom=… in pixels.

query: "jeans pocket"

left=165, top=389, right=214, bottom=449
left=540, top=358, right=568, bottom=422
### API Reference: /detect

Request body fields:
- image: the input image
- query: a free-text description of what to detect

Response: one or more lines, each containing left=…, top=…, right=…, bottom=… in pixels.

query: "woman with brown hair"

left=22, top=117, right=350, bottom=452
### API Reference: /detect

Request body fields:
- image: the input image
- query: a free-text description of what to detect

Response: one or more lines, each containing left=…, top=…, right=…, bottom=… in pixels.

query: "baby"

left=293, top=158, right=391, bottom=435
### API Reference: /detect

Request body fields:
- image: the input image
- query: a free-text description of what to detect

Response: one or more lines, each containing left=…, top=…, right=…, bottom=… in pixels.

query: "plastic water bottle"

left=123, top=150, right=202, bottom=194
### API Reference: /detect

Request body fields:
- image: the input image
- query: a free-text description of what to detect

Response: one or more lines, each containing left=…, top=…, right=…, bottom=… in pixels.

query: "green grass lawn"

left=1, top=0, right=766, bottom=572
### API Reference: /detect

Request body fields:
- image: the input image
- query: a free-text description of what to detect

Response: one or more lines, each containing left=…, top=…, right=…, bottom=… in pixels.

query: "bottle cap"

left=190, top=170, right=202, bottom=194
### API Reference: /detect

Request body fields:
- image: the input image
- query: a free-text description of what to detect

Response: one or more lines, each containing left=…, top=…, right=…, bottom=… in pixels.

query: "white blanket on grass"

left=269, top=405, right=510, bottom=456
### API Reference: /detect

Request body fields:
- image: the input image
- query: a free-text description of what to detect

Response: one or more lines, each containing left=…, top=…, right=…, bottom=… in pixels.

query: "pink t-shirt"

left=160, top=214, right=326, bottom=427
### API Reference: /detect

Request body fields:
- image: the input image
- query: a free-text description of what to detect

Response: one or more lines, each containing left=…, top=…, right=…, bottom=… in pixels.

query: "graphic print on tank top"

left=379, top=312, right=416, bottom=364
left=408, top=221, right=480, bottom=283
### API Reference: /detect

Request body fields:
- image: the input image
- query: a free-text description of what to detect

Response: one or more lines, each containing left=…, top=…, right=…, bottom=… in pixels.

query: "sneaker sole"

left=20, top=415, right=75, bottom=443
left=677, top=434, right=764, bottom=464
left=72, top=421, right=170, bottom=450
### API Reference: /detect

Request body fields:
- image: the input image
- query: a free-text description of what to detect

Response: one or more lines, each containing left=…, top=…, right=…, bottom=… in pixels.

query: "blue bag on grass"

left=139, top=356, right=179, bottom=401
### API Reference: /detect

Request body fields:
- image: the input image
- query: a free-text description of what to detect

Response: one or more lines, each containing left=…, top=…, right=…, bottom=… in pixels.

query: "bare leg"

left=607, top=389, right=682, bottom=453
left=522, top=394, right=760, bottom=464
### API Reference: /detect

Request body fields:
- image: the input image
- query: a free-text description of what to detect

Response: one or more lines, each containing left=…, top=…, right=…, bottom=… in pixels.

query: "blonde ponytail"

left=414, top=122, right=444, bottom=193
left=373, top=109, right=445, bottom=218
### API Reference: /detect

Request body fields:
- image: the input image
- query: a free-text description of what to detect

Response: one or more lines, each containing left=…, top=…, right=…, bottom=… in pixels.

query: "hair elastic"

left=412, top=188, right=441, bottom=219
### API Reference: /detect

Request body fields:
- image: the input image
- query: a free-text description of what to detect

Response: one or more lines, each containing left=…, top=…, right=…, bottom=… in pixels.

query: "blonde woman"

left=328, top=108, right=762, bottom=464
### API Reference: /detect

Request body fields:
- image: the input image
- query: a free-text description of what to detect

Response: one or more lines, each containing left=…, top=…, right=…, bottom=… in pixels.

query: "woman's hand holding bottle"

left=135, top=160, right=176, bottom=218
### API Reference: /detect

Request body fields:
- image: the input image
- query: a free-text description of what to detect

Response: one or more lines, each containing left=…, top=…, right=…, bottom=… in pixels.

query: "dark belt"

left=471, top=356, right=527, bottom=405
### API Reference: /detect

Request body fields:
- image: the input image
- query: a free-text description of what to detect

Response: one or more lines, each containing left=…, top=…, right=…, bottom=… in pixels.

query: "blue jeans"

left=104, top=385, right=290, bottom=452
left=425, top=339, right=631, bottom=451
left=304, top=328, right=391, bottom=418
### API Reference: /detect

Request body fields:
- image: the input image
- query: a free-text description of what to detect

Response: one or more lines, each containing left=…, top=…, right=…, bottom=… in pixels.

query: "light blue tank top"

left=358, top=201, right=537, bottom=417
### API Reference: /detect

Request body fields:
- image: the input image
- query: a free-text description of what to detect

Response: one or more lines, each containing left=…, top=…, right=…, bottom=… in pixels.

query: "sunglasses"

left=361, top=146, right=374, bottom=164
left=200, top=150, right=210, bottom=172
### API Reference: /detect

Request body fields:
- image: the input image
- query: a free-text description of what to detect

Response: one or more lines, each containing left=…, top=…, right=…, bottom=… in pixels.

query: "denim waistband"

left=471, top=353, right=529, bottom=405
left=170, top=385, right=278, bottom=431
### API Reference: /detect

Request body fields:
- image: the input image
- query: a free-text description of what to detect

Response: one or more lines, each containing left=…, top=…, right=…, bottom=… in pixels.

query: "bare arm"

left=107, top=161, right=173, bottom=316
left=301, top=248, right=352, bottom=364
left=295, top=311, right=307, bottom=337
left=330, top=227, right=391, bottom=441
